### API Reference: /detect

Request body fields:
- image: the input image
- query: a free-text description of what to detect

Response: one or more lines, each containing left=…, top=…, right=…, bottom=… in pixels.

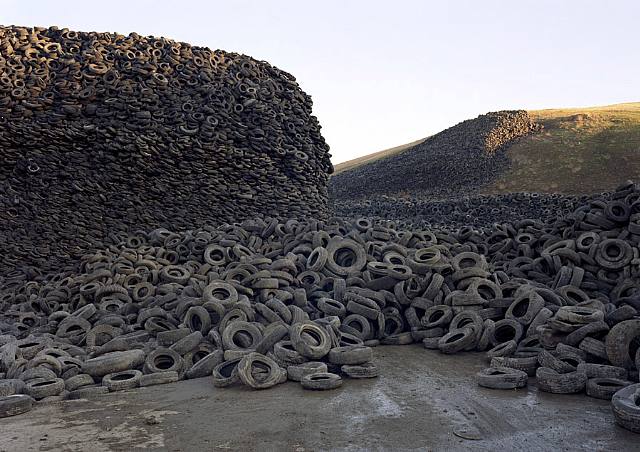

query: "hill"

left=487, top=102, right=640, bottom=194
left=329, top=110, right=539, bottom=201
left=330, top=102, right=640, bottom=200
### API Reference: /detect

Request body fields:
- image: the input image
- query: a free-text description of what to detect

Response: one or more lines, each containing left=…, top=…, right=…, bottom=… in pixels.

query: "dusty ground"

left=0, top=345, right=637, bottom=451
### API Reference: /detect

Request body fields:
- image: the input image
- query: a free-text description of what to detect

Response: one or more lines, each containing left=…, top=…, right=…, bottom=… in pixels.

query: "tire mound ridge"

left=329, top=110, right=540, bottom=201
left=0, top=25, right=332, bottom=274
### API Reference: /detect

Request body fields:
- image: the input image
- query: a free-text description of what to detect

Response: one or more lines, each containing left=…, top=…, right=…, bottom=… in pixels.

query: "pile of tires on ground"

left=1, top=181, right=639, bottom=433
left=331, top=192, right=599, bottom=228
left=329, top=110, right=540, bottom=201
left=0, top=25, right=332, bottom=274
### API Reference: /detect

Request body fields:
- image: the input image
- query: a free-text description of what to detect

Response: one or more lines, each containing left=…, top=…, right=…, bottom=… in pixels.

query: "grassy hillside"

left=485, top=102, right=640, bottom=194
left=333, top=102, right=640, bottom=196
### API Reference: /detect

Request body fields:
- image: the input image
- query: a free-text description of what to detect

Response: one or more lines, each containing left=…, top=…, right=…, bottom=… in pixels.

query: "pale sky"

left=3, top=0, right=639, bottom=164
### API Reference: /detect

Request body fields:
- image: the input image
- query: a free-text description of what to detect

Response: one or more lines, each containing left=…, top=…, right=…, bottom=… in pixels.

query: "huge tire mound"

left=0, top=26, right=332, bottom=274
left=329, top=110, right=540, bottom=201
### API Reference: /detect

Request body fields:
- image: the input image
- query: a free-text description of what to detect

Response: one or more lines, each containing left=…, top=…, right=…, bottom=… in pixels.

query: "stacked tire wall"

left=0, top=26, right=332, bottom=274
left=329, top=110, right=540, bottom=201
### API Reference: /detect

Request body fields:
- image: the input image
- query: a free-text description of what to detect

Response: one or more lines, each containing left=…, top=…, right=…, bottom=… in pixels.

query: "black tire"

left=476, top=366, right=528, bottom=389
left=341, top=362, right=379, bottom=379
left=66, top=385, right=109, bottom=400
left=486, top=340, right=517, bottom=360
left=0, top=394, right=34, bottom=418
left=140, top=371, right=179, bottom=387
left=185, top=350, right=224, bottom=379
left=102, top=370, right=142, bottom=391
left=212, top=358, right=241, bottom=388
left=438, top=328, right=475, bottom=354
left=536, top=367, right=586, bottom=394
left=0, top=379, right=25, bottom=397
left=82, top=350, right=145, bottom=378
left=328, top=345, right=373, bottom=365
left=24, top=378, right=65, bottom=400
left=65, top=373, right=95, bottom=391
left=612, top=383, right=640, bottom=433
left=605, top=320, right=640, bottom=369
left=491, top=356, right=538, bottom=376
left=290, top=322, right=331, bottom=359
left=586, top=377, right=632, bottom=400
left=577, top=363, right=628, bottom=379
left=301, top=372, right=342, bottom=390
left=287, top=362, right=327, bottom=382
left=237, top=352, right=283, bottom=389
left=144, top=348, right=184, bottom=375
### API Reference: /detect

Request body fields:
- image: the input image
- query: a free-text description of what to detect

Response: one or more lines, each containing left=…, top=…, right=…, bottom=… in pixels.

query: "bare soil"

left=1, top=346, right=637, bottom=451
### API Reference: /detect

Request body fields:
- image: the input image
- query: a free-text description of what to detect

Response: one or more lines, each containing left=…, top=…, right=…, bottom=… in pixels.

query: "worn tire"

left=328, top=345, right=373, bottom=365
left=605, top=320, right=640, bottom=369
left=102, top=370, right=142, bottom=391
left=586, top=377, right=632, bottom=400
left=476, top=366, right=528, bottom=389
left=0, top=394, right=34, bottom=418
left=287, top=362, right=328, bottom=382
left=612, top=383, right=640, bottom=433
left=536, top=367, right=586, bottom=394
left=341, top=362, right=379, bottom=379
left=237, top=352, right=283, bottom=389
left=301, top=372, right=342, bottom=390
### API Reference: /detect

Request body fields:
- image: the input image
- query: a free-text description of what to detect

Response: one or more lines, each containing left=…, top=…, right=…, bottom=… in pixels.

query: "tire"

left=491, top=356, right=538, bottom=376
left=423, top=337, right=441, bottom=350
left=185, top=350, right=224, bottom=379
left=0, top=379, right=25, bottom=397
left=237, top=353, right=283, bottom=389
left=486, top=340, right=517, bottom=360
left=255, top=323, right=289, bottom=355
left=212, top=358, right=241, bottom=388
left=476, top=366, right=528, bottom=389
left=0, top=395, right=34, bottom=418
left=577, top=363, right=628, bottom=379
left=586, top=377, right=632, bottom=400
left=505, top=291, right=544, bottom=325
left=536, top=367, right=586, bottom=394
left=612, top=383, right=640, bottom=433
left=102, top=370, right=142, bottom=391
left=490, top=319, right=523, bottom=346
left=221, top=321, right=263, bottom=351
left=287, top=362, right=327, bottom=382
left=170, top=331, right=203, bottom=355
left=82, top=350, right=145, bottom=377
left=66, top=385, right=109, bottom=400
left=328, top=345, right=373, bottom=365
left=421, top=305, right=453, bottom=329
left=24, top=378, right=65, bottom=400
left=380, top=332, right=414, bottom=345
left=65, top=373, right=95, bottom=391
left=144, top=348, right=183, bottom=375
left=301, top=372, right=342, bottom=390
left=290, top=322, right=331, bottom=359
left=605, top=320, right=640, bottom=369
left=537, top=350, right=578, bottom=374
left=564, top=321, right=609, bottom=347
left=341, top=362, right=379, bottom=379
left=438, top=328, right=475, bottom=354
left=273, top=340, right=307, bottom=365
left=140, top=371, right=179, bottom=387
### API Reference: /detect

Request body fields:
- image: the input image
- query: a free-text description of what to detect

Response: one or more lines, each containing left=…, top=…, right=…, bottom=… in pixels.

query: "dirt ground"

left=0, top=345, right=637, bottom=451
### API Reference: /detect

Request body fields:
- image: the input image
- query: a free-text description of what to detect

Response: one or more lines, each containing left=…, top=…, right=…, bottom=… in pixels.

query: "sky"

left=3, top=0, right=639, bottom=164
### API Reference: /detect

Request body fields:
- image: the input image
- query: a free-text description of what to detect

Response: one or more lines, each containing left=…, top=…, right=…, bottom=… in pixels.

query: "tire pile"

left=332, top=192, right=599, bottom=228
left=0, top=25, right=332, bottom=275
left=1, top=181, right=640, bottom=433
left=329, top=110, right=540, bottom=201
